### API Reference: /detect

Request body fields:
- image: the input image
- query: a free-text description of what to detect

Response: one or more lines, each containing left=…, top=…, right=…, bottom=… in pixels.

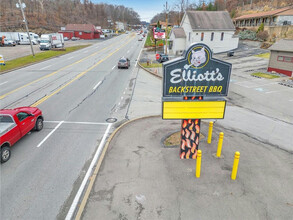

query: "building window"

left=221, top=32, right=224, bottom=41
left=211, top=32, right=214, bottom=41
left=284, top=57, right=293, bottom=62
left=201, top=32, right=204, bottom=41
left=277, top=56, right=293, bottom=62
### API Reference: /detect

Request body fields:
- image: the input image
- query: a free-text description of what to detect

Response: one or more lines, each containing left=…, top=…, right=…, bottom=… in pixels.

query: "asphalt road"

left=0, top=33, right=144, bottom=220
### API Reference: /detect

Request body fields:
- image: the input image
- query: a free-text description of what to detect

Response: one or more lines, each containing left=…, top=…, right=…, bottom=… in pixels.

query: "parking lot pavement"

left=82, top=116, right=293, bottom=220
left=0, top=39, right=98, bottom=61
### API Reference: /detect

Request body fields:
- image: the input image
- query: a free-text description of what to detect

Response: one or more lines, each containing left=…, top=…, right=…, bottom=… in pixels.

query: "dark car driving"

left=158, top=54, right=169, bottom=63
left=118, top=57, right=130, bottom=69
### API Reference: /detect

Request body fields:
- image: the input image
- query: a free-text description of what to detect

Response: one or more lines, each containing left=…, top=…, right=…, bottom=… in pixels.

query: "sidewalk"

left=81, top=69, right=293, bottom=219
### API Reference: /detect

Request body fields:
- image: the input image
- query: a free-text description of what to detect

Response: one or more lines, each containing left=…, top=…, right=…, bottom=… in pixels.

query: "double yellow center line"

left=31, top=36, right=135, bottom=107
left=0, top=36, right=132, bottom=101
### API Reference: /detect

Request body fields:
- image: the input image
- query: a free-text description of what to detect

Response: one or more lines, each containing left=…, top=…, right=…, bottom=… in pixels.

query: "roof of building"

left=172, top=27, right=186, bottom=38
left=268, top=39, right=293, bottom=52
left=186, top=11, right=235, bottom=30
left=65, top=24, right=95, bottom=32
left=235, top=6, right=293, bottom=20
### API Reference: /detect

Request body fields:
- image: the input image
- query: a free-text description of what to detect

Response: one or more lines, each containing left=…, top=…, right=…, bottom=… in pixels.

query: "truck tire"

left=35, top=118, right=43, bottom=131
left=1, top=146, right=11, bottom=163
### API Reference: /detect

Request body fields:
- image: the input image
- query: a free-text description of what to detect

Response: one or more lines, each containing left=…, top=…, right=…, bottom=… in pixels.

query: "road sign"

left=163, top=43, right=232, bottom=98
left=0, top=55, right=5, bottom=66
left=153, top=27, right=166, bottom=39
left=162, top=100, right=226, bottom=119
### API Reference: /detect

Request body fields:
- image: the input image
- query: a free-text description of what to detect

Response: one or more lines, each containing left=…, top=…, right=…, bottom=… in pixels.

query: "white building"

left=115, top=22, right=125, bottom=31
left=170, top=11, right=239, bottom=54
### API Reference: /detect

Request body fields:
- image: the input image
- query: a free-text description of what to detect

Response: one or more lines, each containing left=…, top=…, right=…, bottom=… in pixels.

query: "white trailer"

left=39, top=33, right=64, bottom=50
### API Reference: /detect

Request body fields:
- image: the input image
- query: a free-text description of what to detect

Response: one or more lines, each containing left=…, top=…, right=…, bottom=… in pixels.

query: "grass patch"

left=252, top=72, right=280, bottom=79
left=254, top=53, right=270, bottom=59
left=144, top=33, right=165, bottom=47
left=140, top=62, right=162, bottom=68
left=0, top=45, right=91, bottom=73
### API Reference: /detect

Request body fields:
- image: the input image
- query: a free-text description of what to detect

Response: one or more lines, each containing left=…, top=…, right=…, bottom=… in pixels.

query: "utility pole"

left=165, top=1, right=168, bottom=54
left=17, top=0, right=35, bottom=57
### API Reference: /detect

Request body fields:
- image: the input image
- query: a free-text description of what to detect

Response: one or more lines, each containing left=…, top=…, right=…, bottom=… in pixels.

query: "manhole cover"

left=106, top=118, right=117, bottom=123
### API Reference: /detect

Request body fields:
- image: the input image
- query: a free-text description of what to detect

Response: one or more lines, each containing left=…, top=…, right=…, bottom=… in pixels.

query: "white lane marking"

left=65, top=123, right=112, bottom=220
left=93, top=81, right=102, bottom=90
left=37, top=121, right=64, bottom=148
left=136, top=47, right=143, bottom=67
left=44, top=121, right=109, bottom=125
left=83, top=50, right=89, bottom=53
left=67, top=56, right=74, bottom=60
left=127, top=50, right=130, bottom=53
left=121, top=97, right=123, bottom=100
left=40, top=65, right=52, bottom=70
left=0, top=81, right=8, bottom=86
left=289, top=99, right=293, bottom=102
left=123, top=91, right=126, bottom=95
left=112, top=65, right=116, bottom=70
left=118, top=102, right=121, bottom=106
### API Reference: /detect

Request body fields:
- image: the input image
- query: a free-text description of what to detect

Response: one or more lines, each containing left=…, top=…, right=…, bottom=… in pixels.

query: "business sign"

left=153, top=27, right=166, bottom=39
left=163, top=43, right=232, bottom=97
left=163, top=100, right=226, bottom=119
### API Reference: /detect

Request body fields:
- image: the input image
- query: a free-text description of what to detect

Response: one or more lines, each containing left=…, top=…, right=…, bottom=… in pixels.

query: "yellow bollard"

left=216, top=132, right=224, bottom=158
left=231, top=151, right=240, bottom=180
left=207, top=121, right=213, bottom=144
left=196, top=150, right=202, bottom=178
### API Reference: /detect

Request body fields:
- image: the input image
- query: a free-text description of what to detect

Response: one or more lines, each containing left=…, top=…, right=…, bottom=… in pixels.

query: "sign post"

left=162, top=43, right=232, bottom=159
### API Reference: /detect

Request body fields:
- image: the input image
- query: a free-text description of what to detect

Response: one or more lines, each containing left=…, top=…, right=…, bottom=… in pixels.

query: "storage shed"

left=268, top=39, right=293, bottom=77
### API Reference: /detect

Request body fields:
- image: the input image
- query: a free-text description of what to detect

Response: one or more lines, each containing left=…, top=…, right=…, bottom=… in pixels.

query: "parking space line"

left=112, top=65, right=116, bottom=70
left=247, top=82, right=278, bottom=88
left=266, top=88, right=292, bottom=94
left=37, top=121, right=64, bottom=148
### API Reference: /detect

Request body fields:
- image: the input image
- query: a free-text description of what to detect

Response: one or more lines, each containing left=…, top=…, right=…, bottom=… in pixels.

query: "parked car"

left=64, top=37, right=69, bottom=41
left=71, top=37, right=80, bottom=41
left=118, top=57, right=130, bottom=69
left=0, top=107, right=44, bottom=163
left=158, top=54, right=169, bottom=63
left=138, top=37, right=143, bottom=41
left=3, top=38, right=16, bottom=46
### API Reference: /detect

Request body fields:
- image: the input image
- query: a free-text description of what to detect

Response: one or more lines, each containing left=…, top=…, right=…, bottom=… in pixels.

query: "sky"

left=91, top=0, right=178, bottom=22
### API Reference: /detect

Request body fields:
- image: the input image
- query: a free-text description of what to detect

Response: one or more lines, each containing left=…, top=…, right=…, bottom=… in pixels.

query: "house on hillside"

left=234, top=6, right=293, bottom=27
left=169, top=11, right=239, bottom=54
left=169, top=27, right=186, bottom=55
left=59, top=24, right=102, bottom=40
left=267, top=39, right=293, bottom=77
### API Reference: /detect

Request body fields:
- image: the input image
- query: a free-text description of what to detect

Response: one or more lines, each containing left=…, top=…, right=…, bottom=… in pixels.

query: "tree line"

left=0, top=0, right=140, bottom=32
left=150, top=0, right=292, bottom=24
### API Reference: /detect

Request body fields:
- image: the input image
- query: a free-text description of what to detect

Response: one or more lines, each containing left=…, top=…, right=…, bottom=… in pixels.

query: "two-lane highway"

left=0, top=33, right=145, bottom=219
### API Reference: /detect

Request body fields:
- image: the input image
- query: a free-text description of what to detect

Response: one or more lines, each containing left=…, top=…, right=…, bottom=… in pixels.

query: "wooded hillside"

left=0, top=0, right=140, bottom=33
left=150, top=0, right=292, bottom=24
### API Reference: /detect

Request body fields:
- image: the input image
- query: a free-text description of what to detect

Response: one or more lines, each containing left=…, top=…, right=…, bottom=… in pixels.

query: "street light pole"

left=165, top=1, right=168, bottom=55
left=18, top=0, right=35, bottom=57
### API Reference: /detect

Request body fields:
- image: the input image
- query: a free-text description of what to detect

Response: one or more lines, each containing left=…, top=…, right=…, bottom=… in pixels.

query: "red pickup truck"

left=0, top=107, right=43, bottom=163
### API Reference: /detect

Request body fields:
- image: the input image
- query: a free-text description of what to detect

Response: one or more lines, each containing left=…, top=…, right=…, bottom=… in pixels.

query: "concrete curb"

left=137, top=62, right=162, bottom=79
left=74, top=115, right=161, bottom=220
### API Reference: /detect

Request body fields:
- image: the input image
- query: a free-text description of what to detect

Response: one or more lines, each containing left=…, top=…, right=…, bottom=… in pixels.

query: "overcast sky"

left=91, top=0, right=179, bottom=22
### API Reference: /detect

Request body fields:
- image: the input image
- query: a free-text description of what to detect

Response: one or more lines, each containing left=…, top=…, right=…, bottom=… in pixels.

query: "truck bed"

left=0, top=123, right=16, bottom=136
